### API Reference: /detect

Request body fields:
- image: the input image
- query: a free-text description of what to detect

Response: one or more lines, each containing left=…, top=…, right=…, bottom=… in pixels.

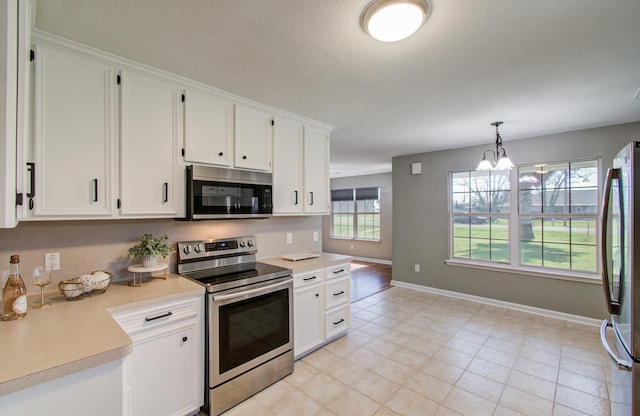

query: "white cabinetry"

left=0, top=359, right=124, bottom=416
left=292, top=262, right=350, bottom=359
left=1, top=0, right=30, bottom=228
left=303, top=126, right=330, bottom=214
left=29, top=34, right=184, bottom=220
left=119, top=70, right=179, bottom=216
left=183, top=88, right=233, bottom=167
left=273, top=118, right=330, bottom=215
left=323, top=264, right=351, bottom=340
left=293, top=269, right=324, bottom=358
left=234, top=104, right=273, bottom=171
left=112, top=295, right=203, bottom=416
left=272, top=117, right=304, bottom=214
left=33, top=43, right=116, bottom=217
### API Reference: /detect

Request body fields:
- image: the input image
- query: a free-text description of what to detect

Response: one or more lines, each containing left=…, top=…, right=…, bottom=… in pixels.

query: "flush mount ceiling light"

left=362, top=0, right=430, bottom=42
left=476, top=121, right=515, bottom=171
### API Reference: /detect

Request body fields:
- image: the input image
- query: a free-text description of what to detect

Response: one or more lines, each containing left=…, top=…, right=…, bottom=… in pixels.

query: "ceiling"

left=34, top=0, right=640, bottom=177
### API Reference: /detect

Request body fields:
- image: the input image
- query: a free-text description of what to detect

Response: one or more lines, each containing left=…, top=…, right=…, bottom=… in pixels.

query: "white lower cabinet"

left=293, top=263, right=351, bottom=359
left=0, top=359, right=124, bottom=416
left=112, top=294, right=204, bottom=416
left=293, top=269, right=324, bottom=359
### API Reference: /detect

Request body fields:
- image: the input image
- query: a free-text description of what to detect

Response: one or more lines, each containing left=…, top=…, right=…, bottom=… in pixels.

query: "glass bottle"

left=2, top=255, right=28, bottom=321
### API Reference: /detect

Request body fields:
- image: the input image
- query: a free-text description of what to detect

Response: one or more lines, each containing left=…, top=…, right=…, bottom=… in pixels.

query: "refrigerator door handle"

left=600, top=168, right=621, bottom=315
left=600, top=319, right=632, bottom=371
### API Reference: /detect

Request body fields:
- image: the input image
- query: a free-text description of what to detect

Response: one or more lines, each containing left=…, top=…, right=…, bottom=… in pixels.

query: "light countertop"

left=261, top=252, right=353, bottom=274
left=0, top=274, right=204, bottom=396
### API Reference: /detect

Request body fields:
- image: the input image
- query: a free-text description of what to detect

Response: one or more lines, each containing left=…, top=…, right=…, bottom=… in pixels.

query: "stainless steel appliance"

left=600, top=141, right=639, bottom=415
left=177, top=236, right=293, bottom=416
left=184, top=165, right=273, bottom=220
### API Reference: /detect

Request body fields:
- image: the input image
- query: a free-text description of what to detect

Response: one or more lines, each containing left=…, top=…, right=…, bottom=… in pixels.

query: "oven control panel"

left=177, top=236, right=256, bottom=262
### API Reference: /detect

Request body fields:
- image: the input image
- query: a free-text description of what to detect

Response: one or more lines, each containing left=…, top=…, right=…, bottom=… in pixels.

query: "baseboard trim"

left=352, top=256, right=392, bottom=265
left=390, top=280, right=601, bottom=327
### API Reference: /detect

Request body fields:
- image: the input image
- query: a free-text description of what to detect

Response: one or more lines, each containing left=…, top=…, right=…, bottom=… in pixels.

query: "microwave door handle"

left=601, top=168, right=621, bottom=315
left=600, top=319, right=632, bottom=370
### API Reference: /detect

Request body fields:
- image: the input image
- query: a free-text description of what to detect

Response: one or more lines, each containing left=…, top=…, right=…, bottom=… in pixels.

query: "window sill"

left=444, top=259, right=602, bottom=285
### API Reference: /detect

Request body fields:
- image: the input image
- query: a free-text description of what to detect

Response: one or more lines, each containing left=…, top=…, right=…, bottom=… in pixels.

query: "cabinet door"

left=234, top=105, right=273, bottom=171
left=183, top=88, right=233, bottom=167
left=303, top=127, right=330, bottom=214
left=272, top=117, right=303, bottom=214
left=294, top=284, right=324, bottom=359
left=119, top=70, right=179, bottom=216
left=33, top=44, right=115, bottom=216
left=127, top=323, right=199, bottom=416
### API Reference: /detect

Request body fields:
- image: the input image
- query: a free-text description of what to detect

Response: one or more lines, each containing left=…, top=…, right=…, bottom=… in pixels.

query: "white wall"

left=392, top=122, right=640, bottom=319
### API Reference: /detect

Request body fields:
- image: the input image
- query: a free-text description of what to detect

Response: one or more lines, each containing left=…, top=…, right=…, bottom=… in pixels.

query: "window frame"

left=447, top=157, right=601, bottom=282
left=330, top=187, right=381, bottom=241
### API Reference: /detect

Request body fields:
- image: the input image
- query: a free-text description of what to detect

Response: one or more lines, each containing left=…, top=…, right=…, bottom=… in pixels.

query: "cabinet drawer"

left=112, top=296, right=201, bottom=336
left=325, top=304, right=350, bottom=340
left=325, top=263, right=350, bottom=280
left=325, top=277, right=350, bottom=309
left=294, top=269, right=324, bottom=288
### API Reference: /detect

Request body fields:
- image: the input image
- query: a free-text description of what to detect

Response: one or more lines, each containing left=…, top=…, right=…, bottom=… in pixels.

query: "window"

left=331, top=187, right=380, bottom=240
left=518, top=160, right=598, bottom=273
left=450, top=159, right=599, bottom=275
left=451, top=170, right=510, bottom=262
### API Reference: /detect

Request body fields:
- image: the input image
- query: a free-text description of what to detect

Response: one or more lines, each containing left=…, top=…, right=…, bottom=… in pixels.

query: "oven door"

left=209, top=276, right=293, bottom=387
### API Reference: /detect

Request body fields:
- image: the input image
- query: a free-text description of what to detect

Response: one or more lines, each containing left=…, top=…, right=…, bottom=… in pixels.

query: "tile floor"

left=222, top=286, right=615, bottom=416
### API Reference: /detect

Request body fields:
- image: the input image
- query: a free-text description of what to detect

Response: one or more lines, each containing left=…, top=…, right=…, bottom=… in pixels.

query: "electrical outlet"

left=313, top=231, right=319, bottom=242
left=286, top=233, right=293, bottom=244
left=45, top=253, right=61, bottom=271
left=414, top=264, right=421, bottom=272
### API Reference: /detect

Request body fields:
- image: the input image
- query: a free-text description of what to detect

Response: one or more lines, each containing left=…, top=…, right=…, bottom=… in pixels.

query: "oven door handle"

left=213, top=278, right=292, bottom=302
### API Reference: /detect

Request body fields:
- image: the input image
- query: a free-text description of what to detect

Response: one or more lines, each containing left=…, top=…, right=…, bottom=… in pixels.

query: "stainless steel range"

left=177, top=236, right=293, bottom=416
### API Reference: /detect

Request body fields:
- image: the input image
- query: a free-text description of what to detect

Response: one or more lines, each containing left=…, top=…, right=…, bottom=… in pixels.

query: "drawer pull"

left=182, top=336, right=188, bottom=342
left=333, top=269, right=345, bottom=274
left=144, top=311, right=173, bottom=322
left=333, top=290, right=345, bottom=296
left=303, top=276, right=318, bottom=281
left=333, top=318, right=345, bottom=325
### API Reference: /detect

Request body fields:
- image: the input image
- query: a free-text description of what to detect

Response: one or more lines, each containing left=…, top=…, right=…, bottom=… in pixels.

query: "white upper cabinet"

left=183, top=88, right=233, bottom=167
left=272, top=117, right=304, bottom=214
left=234, top=104, right=273, bottom=172
left=273, top=119, right=331, bottom=216
left=303, top=126, right=330, bottom=214
left=119, top=70, right=180, bottom=216
left=33, top=43, right=116, bottom=217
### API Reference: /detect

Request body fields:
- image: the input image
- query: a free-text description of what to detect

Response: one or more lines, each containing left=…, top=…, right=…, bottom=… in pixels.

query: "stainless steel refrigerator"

left=601, top=141, right=639, bottom=415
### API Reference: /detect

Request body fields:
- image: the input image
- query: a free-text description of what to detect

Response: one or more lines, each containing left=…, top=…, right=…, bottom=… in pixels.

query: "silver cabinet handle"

left=600, top=319, right=632, bottom=371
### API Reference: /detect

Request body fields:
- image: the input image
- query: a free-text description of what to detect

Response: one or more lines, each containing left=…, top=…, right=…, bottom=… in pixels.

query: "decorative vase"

left=142, top=254, right=158, bottom=268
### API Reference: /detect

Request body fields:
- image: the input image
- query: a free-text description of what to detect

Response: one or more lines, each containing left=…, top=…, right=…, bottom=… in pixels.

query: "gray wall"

left=322, top=172, right=392, bottom=262
left=392, top=121, right=640, bottom=319
left=0, top=216, right=322, bottom=294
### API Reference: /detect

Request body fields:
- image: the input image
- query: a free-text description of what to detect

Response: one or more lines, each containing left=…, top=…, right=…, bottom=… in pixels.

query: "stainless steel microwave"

left=185, top=165, right=273, bottom=220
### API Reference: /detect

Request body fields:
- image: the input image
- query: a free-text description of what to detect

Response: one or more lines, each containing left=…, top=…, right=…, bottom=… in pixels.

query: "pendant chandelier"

left=476, top=121, right=515, bottom=171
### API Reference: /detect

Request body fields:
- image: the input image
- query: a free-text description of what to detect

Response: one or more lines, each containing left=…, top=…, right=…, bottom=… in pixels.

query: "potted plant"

left=128, top=234, right=172, bottom=268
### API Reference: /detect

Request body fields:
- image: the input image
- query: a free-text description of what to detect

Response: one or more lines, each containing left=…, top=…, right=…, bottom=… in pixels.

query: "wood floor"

left=350, top=260, right=392, bottom=302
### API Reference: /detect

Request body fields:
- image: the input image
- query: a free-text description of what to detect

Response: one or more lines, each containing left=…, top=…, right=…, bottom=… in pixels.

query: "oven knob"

left=247, top=239, right=254, bottom=247
left=194, top=243, right=203, bottom=253
left=183, top=245, right=193, bottom=255
left=239, top=240, right=246, bottom=248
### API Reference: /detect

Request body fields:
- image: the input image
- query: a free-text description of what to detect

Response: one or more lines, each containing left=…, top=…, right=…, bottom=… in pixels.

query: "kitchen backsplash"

left=0, top=216, right=322, bottom=293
